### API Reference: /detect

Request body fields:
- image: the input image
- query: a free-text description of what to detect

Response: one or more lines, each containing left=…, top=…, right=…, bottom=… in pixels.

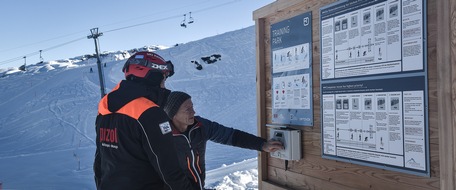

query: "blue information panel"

left=271, top=11, right=313, bottom=126
left=320, top=0, right=429, bottom=176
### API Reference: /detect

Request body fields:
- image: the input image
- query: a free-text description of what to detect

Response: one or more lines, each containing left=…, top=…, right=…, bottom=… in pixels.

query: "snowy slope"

left=0, top=26, right=259, bottom=190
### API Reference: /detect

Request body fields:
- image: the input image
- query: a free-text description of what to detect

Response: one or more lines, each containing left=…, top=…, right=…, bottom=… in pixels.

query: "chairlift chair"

left=188, top=12, right=194, bottom=24
left=180, top=14, right=187, bottom=28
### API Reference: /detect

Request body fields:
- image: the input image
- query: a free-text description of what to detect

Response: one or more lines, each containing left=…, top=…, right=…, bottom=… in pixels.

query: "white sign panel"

left=320, top=0, right=429, bottom=176
left=271, top=11, right=313, bottom=126
left=321, top=0, right=424, bottom=80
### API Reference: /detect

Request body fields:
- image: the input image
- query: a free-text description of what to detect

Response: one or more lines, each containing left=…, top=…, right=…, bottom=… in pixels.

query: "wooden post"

left=255, top=17, right=268, bottom=190
left=437, top=0, right=456, bottom=189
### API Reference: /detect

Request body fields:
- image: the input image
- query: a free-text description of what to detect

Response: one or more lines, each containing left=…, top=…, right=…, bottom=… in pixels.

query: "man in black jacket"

left=164, top=91, right=283, bottom=190
left=94, top=52, right=196, bottom=190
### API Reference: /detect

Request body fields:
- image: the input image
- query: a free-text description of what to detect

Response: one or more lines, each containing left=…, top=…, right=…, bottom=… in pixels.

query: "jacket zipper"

left=177, top=126, right=203, bottom=190
left=189, top=124, right=203, bottom=174
left=196, top=153, right=202, bottom=174
left=186, top=156, right=198, bottom=183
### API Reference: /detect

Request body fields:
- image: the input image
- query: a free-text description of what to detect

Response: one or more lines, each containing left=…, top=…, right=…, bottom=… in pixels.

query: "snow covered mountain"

left=0, top=26, right=260, bottom=189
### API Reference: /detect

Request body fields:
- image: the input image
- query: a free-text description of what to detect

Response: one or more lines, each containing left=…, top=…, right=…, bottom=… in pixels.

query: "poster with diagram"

left=271, top=11, right=313, bottom=126
left=320, top=0, right=429, bottom=176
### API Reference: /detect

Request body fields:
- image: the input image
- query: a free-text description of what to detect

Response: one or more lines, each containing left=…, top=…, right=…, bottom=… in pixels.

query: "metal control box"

left=269, top=127, right=301, bottom=160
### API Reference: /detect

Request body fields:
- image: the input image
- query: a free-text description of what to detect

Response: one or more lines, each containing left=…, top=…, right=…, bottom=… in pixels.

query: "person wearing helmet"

left=93, top=52, right=196, bottom=190
left=163, top=91, right=284, bottom=190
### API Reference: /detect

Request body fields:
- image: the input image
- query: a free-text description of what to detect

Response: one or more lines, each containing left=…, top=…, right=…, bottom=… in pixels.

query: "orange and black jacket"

left=94, top=80, right=195, bottom=190
left=172, top=116, right=266, bottom=190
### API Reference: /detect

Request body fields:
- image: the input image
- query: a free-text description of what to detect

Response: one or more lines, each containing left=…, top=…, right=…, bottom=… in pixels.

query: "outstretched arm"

left=198, top=116, right=283, bottom=152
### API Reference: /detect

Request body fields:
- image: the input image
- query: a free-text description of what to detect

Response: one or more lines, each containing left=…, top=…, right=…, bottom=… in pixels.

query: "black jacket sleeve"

left=198, top=116, right=266, bottom=151
left=138, top=107, right=196, bottom=190
left=231, top=129, right=267, bottom=151
left=93, top=115, right=102, bottom=188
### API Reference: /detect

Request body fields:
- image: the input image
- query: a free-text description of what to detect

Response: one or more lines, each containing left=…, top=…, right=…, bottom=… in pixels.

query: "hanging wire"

left=104, top=14, right=182, bottom=33
left=0, top=36, right=86, bottom=66
left=0, top=0, right=241, bottom=67
left=90, top=0, right=240, bottom=34
left=98, top=0, right=213, bottom=29
left=191, top=0, right=240, bottom=14
left=41, top=37, right=86, bottom=52
left=0, top=30, right=88, bottom=54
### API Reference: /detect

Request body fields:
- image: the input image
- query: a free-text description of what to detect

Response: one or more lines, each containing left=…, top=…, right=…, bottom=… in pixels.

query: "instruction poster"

left=271, top=11, right=313, bottom=126
left=320, top=0, right=429, bottom=176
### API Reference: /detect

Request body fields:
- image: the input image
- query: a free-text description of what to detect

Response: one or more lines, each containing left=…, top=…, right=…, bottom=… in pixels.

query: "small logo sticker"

left=303, top=17, right=309, bottom=26
left=159, top=122, right=172, bottom=134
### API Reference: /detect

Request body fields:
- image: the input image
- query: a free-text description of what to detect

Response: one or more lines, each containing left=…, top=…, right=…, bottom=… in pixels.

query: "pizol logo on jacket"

left=159, top=122, right=172, bottom=134
left=100, top=127, right=119, bottom=149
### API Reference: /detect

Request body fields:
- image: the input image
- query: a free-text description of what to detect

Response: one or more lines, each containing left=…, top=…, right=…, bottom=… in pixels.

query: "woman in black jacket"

left=164, top=91, right=283, bottom=190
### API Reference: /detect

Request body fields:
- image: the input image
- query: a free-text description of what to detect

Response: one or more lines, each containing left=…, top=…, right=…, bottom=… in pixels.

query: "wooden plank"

left=430, top=143, right=440, bottom=177
left=302, top=131, right=322, bottom=156
left=451, top=0, right=456, bottom=188
left=253, top=0, right=310, bottom=20
left=437, top=0, right=456, bottom=189
left=427, top=0, right=438, bottom=49
left=255, top=18, right=269, bottom=188
left=268, top=164, right=436, bottom=190
left=268, top=154, right=439, bottom=190
left=268, top=166, right=355, bottom=190
left=261, top=180, right=289, bottom=190
left=268, top=152, right=440, bottom=188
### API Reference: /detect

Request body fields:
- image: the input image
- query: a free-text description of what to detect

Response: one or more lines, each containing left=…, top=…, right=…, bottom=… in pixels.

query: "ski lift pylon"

left=38, top=50, right=44, bottom=64
left=19, top=56, right=27, bottom=71
left=180, top=14, right=187, bottom=28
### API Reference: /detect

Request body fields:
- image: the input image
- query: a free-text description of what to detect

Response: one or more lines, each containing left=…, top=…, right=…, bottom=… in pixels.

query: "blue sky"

left=0, top=0, right=274, bottom=68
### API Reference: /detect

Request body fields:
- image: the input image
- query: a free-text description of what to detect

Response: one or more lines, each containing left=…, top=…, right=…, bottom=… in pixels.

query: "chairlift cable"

left=41, top=37, right=86, bottom=52
left=0, top=0, right=241, bottom=67
left=97, top=0, right=213, bottom=29
left=0, top=51, right=39, bottom=66
left=0, top=37, right=85, bottom=66
left=104, top=14, right=181, bottom=33
left=97, top=0, right=240, bottom=33
left=191, top=0, right=240, bottom=14
left=0, top=30, right=87, bottom=54
left=0, top=0, right=221, bottom=55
